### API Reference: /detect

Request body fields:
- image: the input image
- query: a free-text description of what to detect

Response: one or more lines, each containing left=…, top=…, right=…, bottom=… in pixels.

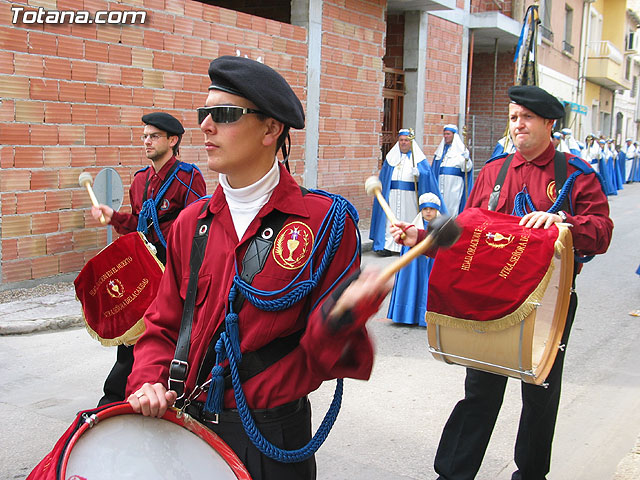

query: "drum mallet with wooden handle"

left=365, top=175, right=407, bottom=240
left=379, top=214, right=462, bottom=283
left=78, top=172, right=107, bottom=225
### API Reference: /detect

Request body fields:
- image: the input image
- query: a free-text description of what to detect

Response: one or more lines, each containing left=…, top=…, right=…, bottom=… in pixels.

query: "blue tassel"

left=225, top=312, right=242, bottom=362
left=204, top=364, right=226, bottom=414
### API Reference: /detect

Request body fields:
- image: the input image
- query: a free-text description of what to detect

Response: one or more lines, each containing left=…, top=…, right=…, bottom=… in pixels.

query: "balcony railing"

left=588, top=40, right=623, bottom=65
left=540, top=24, right=554, bottom=42
left=562, top=41, right=574, bottom=55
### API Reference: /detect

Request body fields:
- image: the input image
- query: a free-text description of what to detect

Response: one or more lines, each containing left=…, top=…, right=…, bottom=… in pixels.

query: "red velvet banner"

left=427, top=208, right=559, bottom=323
left=74, top=232, right=163, bottom=345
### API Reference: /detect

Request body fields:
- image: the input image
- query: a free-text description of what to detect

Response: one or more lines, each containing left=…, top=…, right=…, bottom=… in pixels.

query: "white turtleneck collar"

left=219, top=160, right=280, bottom=241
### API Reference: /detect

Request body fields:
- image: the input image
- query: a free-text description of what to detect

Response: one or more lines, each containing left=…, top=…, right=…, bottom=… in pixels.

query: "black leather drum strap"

left=488, top=151, right=569, bottom=212
left=169, top=199, right=213, bottom=402
left=553, top=150, right=569, bottom=212
left=487, top=154, right=514, bottom=211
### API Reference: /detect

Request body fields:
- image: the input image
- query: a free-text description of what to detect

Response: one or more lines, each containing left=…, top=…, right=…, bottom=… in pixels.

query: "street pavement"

left=1, top=185, right=640, bottom=479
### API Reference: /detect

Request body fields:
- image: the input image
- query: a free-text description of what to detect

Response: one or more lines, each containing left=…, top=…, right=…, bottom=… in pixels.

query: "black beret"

left=141, top=112, right=184, bottom=135
left=508, top=85, right=565, bottom=119
left=208, top=56, right=305, bottom=130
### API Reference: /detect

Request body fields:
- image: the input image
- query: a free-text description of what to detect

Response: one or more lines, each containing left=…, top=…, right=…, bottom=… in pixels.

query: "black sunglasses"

left=197, top=105, right=264, bottom=125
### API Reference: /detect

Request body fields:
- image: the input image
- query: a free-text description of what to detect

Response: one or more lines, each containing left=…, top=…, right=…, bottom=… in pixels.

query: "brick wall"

left=423, top=15, right=464, bottom=156
left=383, top=13, right=403, bottom=70
left=317, top=0, right=386, bottom=221
left=467, top=50, right=516, bottom=165
left=0, top=0, right=308, bottom=285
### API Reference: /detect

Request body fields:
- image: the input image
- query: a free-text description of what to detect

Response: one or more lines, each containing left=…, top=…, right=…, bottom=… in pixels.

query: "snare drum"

left=426, top=208, right=574, bottom=385
left=74, top=232, right=164, bottom=346
left=58, top=403, right=251, bottom=480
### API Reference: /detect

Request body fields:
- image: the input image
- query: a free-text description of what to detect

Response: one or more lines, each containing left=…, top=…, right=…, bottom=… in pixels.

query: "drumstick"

left=78, top=172, right=107, bottom=225
left=365, top=176, right=406, bottom=239
left=365, top=176, right=399, bottom=224
left=379, top=215, right=462, bottom=284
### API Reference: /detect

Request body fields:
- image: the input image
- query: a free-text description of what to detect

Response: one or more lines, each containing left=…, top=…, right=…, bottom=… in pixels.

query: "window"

left=632, top=76, right=638, bottom=98
left=540, top=0, right=554, bottom=41
left=627, top=31, right=636, bottom=51
left=197, top=0, right=291, bottom=24
left=626, top=57, right=632, bottom=81
left=562, top=5, right=574, bottom=54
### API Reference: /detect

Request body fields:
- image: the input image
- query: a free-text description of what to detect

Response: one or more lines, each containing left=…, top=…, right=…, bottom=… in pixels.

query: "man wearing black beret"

left=90, top=111, right=206, bottom=406
left=125, top=56, right=392, bottom=480
left=429, top=84, right=613, bottom=479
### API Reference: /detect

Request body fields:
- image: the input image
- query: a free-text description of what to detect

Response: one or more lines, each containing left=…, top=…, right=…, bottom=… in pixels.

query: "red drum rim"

left=60, top=403, right=251, bottom=479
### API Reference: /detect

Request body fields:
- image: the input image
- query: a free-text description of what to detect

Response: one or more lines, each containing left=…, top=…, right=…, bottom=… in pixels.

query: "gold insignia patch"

left=485, top=232, right=515, bottom=249
left=546, top=181, right=557, bottom=203
left=273, top=221, right=314, bottom=270
left=107, top=278, right=125, bottom=298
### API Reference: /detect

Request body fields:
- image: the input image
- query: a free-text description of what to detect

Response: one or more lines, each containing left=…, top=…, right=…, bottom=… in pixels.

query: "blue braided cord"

left=235, top=191, right=355, bottom=312
left=221, top=325, right=344, bottom=462
left=512, top=172, right=581, bottom=217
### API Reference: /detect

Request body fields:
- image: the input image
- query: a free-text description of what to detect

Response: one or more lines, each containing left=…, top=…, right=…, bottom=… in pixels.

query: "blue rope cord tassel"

left=203, top=190, right=359, bottom=462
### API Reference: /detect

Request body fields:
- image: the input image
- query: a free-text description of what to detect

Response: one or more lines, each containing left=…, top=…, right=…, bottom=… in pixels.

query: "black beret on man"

left=208, top=55, right=305, bottom=130
left=141, top=112, right=185, bottom=136
left=508, top=85, right=565, bottom=120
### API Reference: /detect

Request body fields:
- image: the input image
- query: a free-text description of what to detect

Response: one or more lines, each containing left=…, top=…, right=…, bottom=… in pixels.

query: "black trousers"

left=187, top=397, right=316, bottom=480
left=97, top=344, right=134, bottom=406
left=434, top=291, right=578, bottom=480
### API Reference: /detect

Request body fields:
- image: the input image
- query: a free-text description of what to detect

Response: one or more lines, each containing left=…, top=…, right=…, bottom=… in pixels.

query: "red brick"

left=85, top=126, right=109, bottom=145
left=0, top=75, right=29, bottom=99
left=29, top=78, right=58, bottom=101
left=32, top=255, right=60, bottom=278
left=109, top=126, right=133, bottom=145
left=73, top=229, right=99, bottom=249
left=46, top=232, right=73, bottom=254
left=58, top=210, right=85, bottom=231
left=0, top=26, right=29, bottom=52
left=14, top=146, right=43, bottom=168
left=109, top=86, right=133, bottom=105
left=85, top=84, right=110, bottom=104
left=71, top=61, right=98, bottom=82
left=2, top=239, right=18, bottom=260
left=84, top=40, right=108, bottom=62
left=28, top=31, right=57, bottom=56
left=96, top=24, right=122, bottom=44
left=72, top=104, right=97, bottom=124
left=57, top=36, right=84, bottom=59
left=97, top=63, right=122, bottom=84
left=1, top=123, right=29, bottom=145
left=30, top=170, right=58, bottom=190
left=58, top=125, right=85, bottom=145
left=70, top=147, right=96, bottom=167
left=1, top=215, right=32, bottom=238
left=17, top=236, right=47, bottom=258
left=2, top=259, right=33, bottom=283
left=30, top=124, right=59, bottom=145
left=121, top=26, right=144, bottom=47
left=44, top=103, right=72, bottom=123
left=44, top=147, right=72, bottom=167
left=0, top=99, right=14, bottom=122
left=1, top=170, right=30, bottom=191
left=15, top=101, right=45, bottom=123
left=31, top=211, right=60, bottom=235
left=59, top=81, right=85, bottom=102
left=59, top=168, right=84, bottom=189
left=16, top=191, right=45, bottom=214
left=132, top=88, right=154, bottom=106
left=46, top=190, right=73, bottom=210
left=14, top=53, right=43, bottom=77
left=59, top=251, right=85, bottom=273
left=0, top=146, right=13, bottom=168
left=121, top=67, right=143, bottom=87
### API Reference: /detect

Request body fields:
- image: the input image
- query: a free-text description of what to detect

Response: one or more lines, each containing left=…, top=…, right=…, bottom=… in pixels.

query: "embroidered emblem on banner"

left=546, top=181, right=557, bottom=203
left=273, top=221, right=314, bottom=270
left=107, top=279, right=125, bottom=298
left=485, top=231, right=515, bottom=249
left=160, top=198, right=170, bottom=211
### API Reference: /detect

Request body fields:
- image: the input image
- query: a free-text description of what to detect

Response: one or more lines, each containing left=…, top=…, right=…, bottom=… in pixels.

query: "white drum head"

left=65, top=413, right=239, bottom=479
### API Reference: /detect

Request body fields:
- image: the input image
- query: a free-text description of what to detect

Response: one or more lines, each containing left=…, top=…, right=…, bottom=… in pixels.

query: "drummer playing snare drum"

left=392, top=85, right=613, bottom=480
left=90, top=112, right=207, bottom=407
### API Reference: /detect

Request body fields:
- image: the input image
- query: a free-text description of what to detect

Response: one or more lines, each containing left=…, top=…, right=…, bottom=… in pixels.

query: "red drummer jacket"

left=465, top=143, right=613, bottom=259
left=110, top=156, right=207, bottom=245
left=126, top=164, right=374, bottom=409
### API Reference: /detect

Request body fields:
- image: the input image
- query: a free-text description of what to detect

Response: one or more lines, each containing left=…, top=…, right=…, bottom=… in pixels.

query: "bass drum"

left=426, top=208, right=574, bottom=385
left=61, top=403, right=251, bottom=480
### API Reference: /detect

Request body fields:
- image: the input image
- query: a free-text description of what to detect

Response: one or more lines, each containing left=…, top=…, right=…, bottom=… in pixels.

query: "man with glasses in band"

left=91, top=112, right=206, bottom=407
left=125, top=56, right=392, bottom=480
